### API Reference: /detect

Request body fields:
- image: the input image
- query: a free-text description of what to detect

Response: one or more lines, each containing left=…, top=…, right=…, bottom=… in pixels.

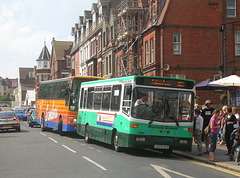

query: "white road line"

left=150, top=164, right=194, bottom=178
left=82, top=156, right=107, bottom=171
left=40, top=132, right=46, bottom=136
left=62, top=145, right=77, bottom=153
left=48, top=137, right=58, bottom=143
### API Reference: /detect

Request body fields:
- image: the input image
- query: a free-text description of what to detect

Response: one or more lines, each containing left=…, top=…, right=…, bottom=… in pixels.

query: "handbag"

left=204, top=122, right=211, bottom=135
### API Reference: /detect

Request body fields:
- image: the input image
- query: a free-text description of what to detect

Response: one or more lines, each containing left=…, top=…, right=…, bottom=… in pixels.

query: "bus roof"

left=81, top=75, right=196, bottom=86
left=39, top=76, right=105, bottom=84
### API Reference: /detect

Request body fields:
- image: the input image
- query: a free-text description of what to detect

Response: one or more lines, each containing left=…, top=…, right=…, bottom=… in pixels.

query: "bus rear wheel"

left=85, top=125, right=91, bottom=143
left=113, top=132, right=122, bottom=152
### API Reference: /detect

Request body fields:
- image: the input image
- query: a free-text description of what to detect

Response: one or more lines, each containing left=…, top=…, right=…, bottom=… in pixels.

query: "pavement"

left=173, top=142, right=240, bottom=173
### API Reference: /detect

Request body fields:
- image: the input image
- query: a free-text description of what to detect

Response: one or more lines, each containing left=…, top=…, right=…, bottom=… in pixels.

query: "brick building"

left=51, top=38, right=73, bottom=79
left=70, top=0, right=240, bottom=105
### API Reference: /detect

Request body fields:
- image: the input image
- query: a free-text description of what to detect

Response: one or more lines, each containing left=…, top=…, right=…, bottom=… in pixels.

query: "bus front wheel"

left=41, top=116, right=46, bottom=132
left=113, top=132, right=122, bottom=152
left=58, top=117, right=64, bottom=136
left=85, top=125, right=91, bottom=143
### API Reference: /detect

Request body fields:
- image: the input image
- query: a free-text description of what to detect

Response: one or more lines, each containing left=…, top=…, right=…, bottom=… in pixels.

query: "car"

left=27, top=109, right=39, bottom=127
left=0, top=111, right=21, bottom=132
left=1, top=103, right=9, bottom=107
left=14, top=109, right=27, bottom=121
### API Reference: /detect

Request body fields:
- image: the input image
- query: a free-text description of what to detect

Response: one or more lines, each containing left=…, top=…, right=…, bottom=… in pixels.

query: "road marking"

left=81, top=143, right=86, bottom=146
left=96, top=150, right=102, bottom=153
left=189, top=160, right=240, bottom=177
left=150, top=164, right=194, bottom=178
left=48, top=137, right=58, bottom=143
left=62, top=145, right=77, bottom=153
left=74, top=141, right=78, bottom=143
left=82, top=156, right=107, bottom=171
left=88, top=146, right=94, bottom=150
left=40, top=132, right=46, bottom=136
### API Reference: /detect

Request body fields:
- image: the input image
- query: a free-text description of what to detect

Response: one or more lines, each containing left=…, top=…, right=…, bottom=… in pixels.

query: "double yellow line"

left=190, top=160, right=240, bottom=177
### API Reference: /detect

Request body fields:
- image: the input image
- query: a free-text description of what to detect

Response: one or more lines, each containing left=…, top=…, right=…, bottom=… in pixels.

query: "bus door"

left=79, top=88, right=88, bottom=124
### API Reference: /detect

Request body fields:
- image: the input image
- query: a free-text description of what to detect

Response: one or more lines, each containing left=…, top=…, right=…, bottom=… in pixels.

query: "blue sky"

left=0, top=0, right=96, bottom=78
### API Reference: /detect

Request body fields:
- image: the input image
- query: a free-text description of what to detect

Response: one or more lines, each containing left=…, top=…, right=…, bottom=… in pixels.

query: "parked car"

left=0, top=111, right=21, bottom=132
left=1, top=103, right=9, bottom=107
left=27, top=109, right=39, bottom=127
left=14, top=109, right=27, bottom=121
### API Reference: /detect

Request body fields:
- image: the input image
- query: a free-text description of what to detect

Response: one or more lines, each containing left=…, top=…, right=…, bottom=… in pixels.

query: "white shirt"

left=135, top=98, right=146, bottom=106
left=195, top=115, right=204, bottom=131
left=234, top=113, right=239, bottom=129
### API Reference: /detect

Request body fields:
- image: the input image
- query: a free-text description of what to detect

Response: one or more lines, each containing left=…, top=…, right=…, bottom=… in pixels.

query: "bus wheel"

left=58, top=117, right=64, bottom=136
left=41, top=116, right=46, bottom=132
left=113, top=132, right=122, bottom=152
left=85, top=125, right=91, bottom=143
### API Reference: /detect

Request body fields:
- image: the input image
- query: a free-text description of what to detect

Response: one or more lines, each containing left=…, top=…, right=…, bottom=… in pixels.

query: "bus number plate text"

left=154, top=145, right=169, bottom=149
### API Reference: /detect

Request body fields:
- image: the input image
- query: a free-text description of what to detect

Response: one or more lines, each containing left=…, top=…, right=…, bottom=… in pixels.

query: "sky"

left=0, top=0, right=96, bottom=78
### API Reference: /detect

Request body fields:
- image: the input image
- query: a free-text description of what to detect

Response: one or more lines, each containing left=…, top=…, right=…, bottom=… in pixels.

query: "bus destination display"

left=136, top=77, right=194, bottom=89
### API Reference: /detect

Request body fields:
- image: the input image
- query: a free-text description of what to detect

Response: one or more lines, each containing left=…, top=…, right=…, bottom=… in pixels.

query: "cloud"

left=0, top=0, right=97, bottom=78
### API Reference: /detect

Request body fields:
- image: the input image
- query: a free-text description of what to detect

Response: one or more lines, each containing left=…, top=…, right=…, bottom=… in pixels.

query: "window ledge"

left=173, top=53, right=183, bottom=56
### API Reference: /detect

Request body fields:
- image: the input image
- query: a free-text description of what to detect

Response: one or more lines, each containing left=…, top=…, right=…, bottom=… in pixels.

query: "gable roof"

left=52, top=40, right=73, bottom=60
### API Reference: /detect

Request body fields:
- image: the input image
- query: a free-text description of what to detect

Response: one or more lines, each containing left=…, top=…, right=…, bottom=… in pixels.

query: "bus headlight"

left=68, top=117, right=77, bottom=123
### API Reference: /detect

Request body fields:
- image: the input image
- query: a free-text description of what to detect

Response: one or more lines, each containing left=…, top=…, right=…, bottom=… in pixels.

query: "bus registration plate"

left=154, top=145, right=169, bottom=149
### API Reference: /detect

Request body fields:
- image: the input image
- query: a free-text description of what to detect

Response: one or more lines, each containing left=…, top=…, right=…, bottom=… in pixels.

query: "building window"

left=214, top=75, right=222, bottom=81
left=111, top=26, right=113, bottom=40
left=44, top=75, right=48, bottom=81
left=29, top=72, right=34, bottom=78
left=67, top=57, right=71, bottom=68
left=106, top=57, right=108, bottom=74
left=43, top=61, right=48, bottom=68
left=227, top=0, right=236, bottom=17
left=173, top=32, right=181, bottom=54
left=99, top=34, right=102, bottom=51
left=109, top=55, right=112, bottom=74
left=171, top=74, right=185, bottom=79
left=235, top=31, right=240, bottom=56
left=150, top=38, right=154, bottom=63
left=152, top=1, right=156, bottom=22
left=103, top=32, right=106, bottom=47
left=38, top=62, right=42, bottom=68
left=39, top=75, right=42, bottom=81
left=145, top=41, right=149, bottom=65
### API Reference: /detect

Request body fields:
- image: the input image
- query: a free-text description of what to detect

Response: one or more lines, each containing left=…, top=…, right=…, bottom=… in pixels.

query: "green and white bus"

left=77, top=75, right=195, bottom=153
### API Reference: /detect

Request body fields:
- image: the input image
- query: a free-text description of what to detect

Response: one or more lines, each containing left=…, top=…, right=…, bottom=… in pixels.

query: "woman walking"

left=209, top=109, right=221, bottom=162
left=224, top=107, right=236, bottom=155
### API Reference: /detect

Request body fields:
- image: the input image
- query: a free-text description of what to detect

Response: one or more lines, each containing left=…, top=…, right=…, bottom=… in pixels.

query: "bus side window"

left=102, top=86, right=111, bottom=111
left=87, top=87, right=94, bottom=109
left=94, top=87, right=102, bottom=110
left=83, top=89, right=88, bottom=109
left=122, top=85, right=132, bottom=115
left=79, top=88, right=84, bottom=109
left=111, top=85, right=122, bottom=111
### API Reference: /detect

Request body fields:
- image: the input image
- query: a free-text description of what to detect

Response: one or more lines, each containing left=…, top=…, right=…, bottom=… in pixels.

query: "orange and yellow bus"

left=36, top=76, right=104, bottom=135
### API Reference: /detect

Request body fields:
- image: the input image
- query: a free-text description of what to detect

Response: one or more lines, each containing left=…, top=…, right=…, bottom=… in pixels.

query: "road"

left=0, top=121, right=239, bottom=178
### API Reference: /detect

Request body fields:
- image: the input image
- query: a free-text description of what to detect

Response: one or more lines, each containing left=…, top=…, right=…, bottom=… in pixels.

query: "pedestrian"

left=193, top=109, right=204, bottom=156
left=232, top=106, right=240, bottom=129
left=219, top=105, right=228, bottom=146
left=224, top=107, right=237, bottom=155
left=209, top=109, right=221, bottom=162
left=201, top=100, right=215, bottom=154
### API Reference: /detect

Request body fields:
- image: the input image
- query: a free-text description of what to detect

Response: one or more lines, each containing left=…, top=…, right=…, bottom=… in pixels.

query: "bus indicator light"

left=188, top=128, right=193, bottom=132
left=130, top=124, right=138, bottom=128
